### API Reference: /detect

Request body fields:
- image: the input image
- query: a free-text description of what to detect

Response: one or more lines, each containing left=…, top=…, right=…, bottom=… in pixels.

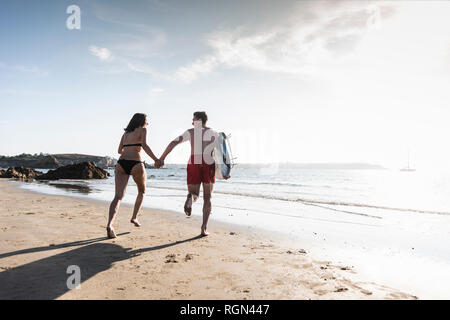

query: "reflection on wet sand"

left=31, top=181, right=96, bottom=195
left=48, top=183, right=94, bottom=194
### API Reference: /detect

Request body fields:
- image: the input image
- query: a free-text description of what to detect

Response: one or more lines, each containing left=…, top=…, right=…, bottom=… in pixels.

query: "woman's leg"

left=107, top=164, right=129, bottom=237
left=130, top=163, right=146, bottom=226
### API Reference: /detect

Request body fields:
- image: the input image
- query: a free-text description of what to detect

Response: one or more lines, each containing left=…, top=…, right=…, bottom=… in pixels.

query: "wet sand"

left=0, top=179, right=416, bottom=299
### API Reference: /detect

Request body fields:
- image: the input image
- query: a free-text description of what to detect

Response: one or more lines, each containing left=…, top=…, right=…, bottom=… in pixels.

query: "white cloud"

left=174, top=55, right=220, bottom=83
left=0, top=88, right=62, bottom=97
left=149, top=87, right=164, bottom=94
left=89, top=1, right=399, bottom=83
left=111, top=30, right=167, bottom=59
left=93, top=4, right=168, bottom=59
left=89, top=0, right=449, bottom=92
left=0, top=62, right=48, bottom=77
left=89, top=46, right=114, bottom=62
left=126, top=61, right=164, bottom=79
left=147, top=87, right=164, bottom=104
left=170, top=1, right=399, bottom=82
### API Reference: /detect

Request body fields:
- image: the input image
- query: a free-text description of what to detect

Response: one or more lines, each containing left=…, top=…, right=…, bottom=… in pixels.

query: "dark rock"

left=36, top=162, right=110, bottom=180
left=0, top=166, right=43, bottom=179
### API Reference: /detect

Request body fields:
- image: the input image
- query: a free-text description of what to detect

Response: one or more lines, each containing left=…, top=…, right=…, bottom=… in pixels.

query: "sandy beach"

left=0, top=179, right=416, bottom=300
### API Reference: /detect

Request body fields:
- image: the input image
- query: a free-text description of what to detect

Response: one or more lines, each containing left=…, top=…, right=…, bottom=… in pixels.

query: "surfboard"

left=214, top=132, right=232, bottom=180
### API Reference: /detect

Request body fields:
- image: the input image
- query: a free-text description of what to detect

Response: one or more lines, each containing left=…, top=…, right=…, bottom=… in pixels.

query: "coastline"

left=0, top=179, right=416, bottom=299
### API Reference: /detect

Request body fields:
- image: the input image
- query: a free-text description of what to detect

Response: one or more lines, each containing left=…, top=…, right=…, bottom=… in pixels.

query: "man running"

left=159, top=111, right=219, bottom=236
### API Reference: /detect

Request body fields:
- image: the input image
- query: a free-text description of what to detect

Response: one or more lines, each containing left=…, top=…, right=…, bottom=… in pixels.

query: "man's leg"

left=185, top=184, right=200, bottom=216
left=201, top=183, right=213, bottom=236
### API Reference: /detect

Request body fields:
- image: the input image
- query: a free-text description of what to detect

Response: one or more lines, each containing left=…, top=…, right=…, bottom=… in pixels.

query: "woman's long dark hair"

left=124, top=113, right=147, bottom=133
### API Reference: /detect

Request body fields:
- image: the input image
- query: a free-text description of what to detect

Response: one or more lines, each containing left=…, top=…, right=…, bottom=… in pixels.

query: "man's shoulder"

left=206, top=128, right=219, bottom=136
left=180, top=129, right=192, bottom=140
left=183, top=128, right=194, bottom=136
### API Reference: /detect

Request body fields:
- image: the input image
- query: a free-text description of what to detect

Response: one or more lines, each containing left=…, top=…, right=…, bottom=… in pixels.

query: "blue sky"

left=1, top=1, right=450, bottom=168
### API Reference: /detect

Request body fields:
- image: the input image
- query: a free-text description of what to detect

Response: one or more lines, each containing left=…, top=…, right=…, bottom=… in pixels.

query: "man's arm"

left=160, top=130, right=190, bottom=163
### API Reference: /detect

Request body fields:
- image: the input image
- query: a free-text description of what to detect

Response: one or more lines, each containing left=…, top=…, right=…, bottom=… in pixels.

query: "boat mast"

left=407, top=149, right=410, bottom=170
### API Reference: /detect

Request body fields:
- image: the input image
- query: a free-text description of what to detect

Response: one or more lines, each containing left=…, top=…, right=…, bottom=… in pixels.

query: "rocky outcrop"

left=36, top=162, right=110, bottom=180
left=0, top=166, right=43, bottom=179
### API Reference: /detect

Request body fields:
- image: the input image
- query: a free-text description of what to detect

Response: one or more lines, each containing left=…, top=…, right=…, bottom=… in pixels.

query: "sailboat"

left=400, top=149, right=416, bottom=172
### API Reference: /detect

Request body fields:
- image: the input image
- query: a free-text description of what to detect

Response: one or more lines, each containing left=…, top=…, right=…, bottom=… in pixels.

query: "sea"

left=13, top=164, right=450, bottom=299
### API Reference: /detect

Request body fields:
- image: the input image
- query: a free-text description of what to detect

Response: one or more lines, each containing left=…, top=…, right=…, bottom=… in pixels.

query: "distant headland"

left=0, top=153, right=116, bottom=169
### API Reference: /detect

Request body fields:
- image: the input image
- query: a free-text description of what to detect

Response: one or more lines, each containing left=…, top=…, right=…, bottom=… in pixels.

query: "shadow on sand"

left=0, top=234, right=204, bottom=299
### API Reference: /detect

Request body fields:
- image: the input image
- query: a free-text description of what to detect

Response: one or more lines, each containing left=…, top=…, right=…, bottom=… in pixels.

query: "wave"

left=212, top=204, right=382, bottom=224
left=29, top=178, right=450, bottom=217
left=149, top=185, right=450, bottom=216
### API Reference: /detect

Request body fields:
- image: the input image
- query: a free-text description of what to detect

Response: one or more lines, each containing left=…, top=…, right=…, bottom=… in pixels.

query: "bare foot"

left=107, top=226, right=117, bottom=239
left=130, top=219, right=141, bottom=227
left=184, top=194, right=192, bottom=216
left=201, top=227, right=210, bottom=236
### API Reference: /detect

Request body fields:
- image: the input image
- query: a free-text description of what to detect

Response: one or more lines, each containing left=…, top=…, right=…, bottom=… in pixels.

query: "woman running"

left=107, top=113, right=161, bottom=238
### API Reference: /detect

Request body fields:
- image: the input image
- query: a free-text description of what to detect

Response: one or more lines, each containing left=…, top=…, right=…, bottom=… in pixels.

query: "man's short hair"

left=194, top=111, right=208, bottom=124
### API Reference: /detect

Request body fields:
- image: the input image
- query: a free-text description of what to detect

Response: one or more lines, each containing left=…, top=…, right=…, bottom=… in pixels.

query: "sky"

left=0, top=0, right=449, bottom=169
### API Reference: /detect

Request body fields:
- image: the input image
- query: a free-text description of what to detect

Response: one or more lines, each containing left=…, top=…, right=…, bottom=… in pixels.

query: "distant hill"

left=52, top=154, right=116, bottom=168
left=279, top=163, right=386, bottom=170
left=0, top=153, right=117, bottom=169
left=236, top=163, right=386, bottom=170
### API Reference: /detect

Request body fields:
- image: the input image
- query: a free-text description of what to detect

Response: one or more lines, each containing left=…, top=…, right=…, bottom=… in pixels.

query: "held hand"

left=154, top=158, right=164, bottom=169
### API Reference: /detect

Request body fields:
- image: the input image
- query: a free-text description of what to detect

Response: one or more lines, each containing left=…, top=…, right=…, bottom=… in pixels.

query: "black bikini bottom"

left=117, top=159, right=144, bottom=175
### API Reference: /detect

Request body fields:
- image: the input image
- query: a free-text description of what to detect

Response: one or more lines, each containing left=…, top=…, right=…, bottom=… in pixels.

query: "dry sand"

left=0, top=179, right=416, bottom=299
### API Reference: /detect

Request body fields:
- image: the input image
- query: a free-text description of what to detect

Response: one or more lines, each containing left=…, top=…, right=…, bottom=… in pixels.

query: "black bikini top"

left=123, top=143, right=142, bottom=147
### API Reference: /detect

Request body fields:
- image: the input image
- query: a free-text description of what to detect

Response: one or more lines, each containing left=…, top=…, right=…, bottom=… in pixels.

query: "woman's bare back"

left=120, top=128, right=144, bottom=161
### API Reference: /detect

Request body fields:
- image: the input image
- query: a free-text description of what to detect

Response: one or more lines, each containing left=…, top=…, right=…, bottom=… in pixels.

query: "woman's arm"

left=141, top=128, right=159, bottom=162
left=118, top=134, right=124, bottom=154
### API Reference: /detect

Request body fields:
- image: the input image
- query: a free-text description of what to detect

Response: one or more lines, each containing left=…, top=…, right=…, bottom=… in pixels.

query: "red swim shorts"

left=187, top=155, right=215, bottom=185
